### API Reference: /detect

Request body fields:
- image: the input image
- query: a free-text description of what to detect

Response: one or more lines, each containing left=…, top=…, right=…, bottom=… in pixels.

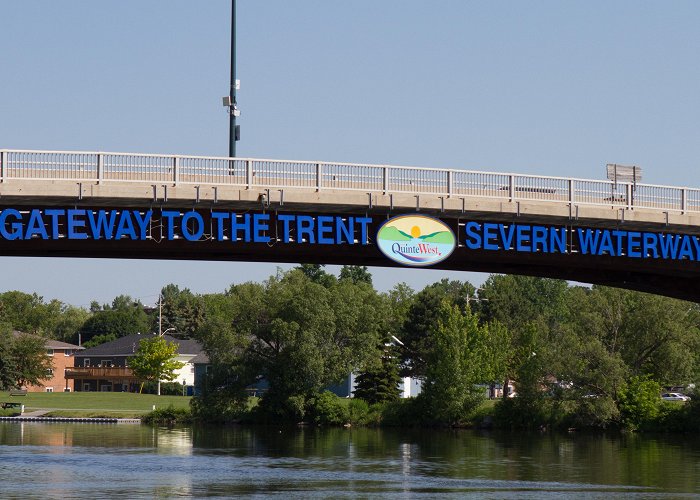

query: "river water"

left=0, top=422, right=699, bottom=498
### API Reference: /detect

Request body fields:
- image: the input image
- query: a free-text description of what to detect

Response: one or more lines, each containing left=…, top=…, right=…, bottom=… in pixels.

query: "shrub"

left=254, top=392, right=307, bottom=423
left=380, top=397, right=429, bottom=427
left=617, top=376, right=662, bottom=431
left=142, top=405, right=193, bottom=426
left=347, top=398, right=369, bottom=425
left=306, top=391, right=349, bottom=426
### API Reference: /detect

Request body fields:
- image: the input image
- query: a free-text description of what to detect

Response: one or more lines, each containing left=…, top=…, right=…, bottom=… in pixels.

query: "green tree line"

left=1, top=266, right=700, bottom=431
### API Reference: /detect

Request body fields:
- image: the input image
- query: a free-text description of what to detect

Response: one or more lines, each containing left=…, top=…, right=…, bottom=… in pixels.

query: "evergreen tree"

left=354, top=342, right=401, bottom=404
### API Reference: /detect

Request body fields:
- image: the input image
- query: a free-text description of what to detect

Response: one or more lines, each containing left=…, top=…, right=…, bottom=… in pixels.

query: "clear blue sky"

left=1, top=1, right=700, bottom=307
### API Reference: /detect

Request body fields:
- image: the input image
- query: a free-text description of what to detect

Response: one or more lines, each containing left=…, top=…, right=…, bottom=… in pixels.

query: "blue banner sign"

left=464, top=221, right=700, bottom=261
left=0, top=208, right=698, bottom=264
left=0, top=208, right=372, bottom=246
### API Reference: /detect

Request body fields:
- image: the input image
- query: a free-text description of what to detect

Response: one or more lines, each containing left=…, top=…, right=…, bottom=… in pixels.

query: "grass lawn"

left=0, top=392, right=191, bottom=418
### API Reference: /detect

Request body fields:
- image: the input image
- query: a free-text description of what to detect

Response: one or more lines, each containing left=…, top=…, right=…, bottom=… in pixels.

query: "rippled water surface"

left=1, top=423, right=699, bottom=498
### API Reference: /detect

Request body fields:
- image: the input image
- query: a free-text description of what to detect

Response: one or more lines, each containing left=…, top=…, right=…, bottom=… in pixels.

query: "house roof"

left=46, top=339, right=85, bottom=350
left=189, top=352, right=210, bottom=364
left=74, top=333, right=203, bottom=357
left=12, top=331, right=84, bottom=350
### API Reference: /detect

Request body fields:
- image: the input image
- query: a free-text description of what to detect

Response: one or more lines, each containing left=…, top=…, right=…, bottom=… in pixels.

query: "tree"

left=129, top=336, right=184, bottom=395
left=420, top=301, right=490, bottom=425
left=50, top=305, right=90, bottom=344
left=400, top=279, right=474, bottom=378
left=296, top=264, right=336, bottom=287
left=158, top=284, right=205, bottom=337
left=200, top=270, right=383, bottom=421
left=353, top=341, right=401, bottom=404
left=0, top=327, right=53, bottom=389
left=0, top=291, right=55, bottom=334
left=479, top=276, right=568, bottom=400
left=77, top=306, right=150, bottom=346
left=339, top=265, right=373, bottom=285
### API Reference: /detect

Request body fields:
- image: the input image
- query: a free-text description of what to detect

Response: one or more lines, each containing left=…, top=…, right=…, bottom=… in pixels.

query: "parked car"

left=661, top=392, right=690, bottom=402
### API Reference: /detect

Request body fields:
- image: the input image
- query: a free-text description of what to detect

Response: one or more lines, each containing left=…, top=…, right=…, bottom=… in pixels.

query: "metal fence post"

left=682, top=188, right=687, bottom=213
left=447, top=170, right=453, bottom=198
left=0, top=150, right=5, bottom=183
left=173, top=156, right=179, bottom=185
left=316, top=163, right=322, bottom=191
left=508, top=175, right=515, bottom=201
left=568, top=179, right=574, bottom=204
left=383, top=166, right=389, bottom=194
left=246, top=160, right=252, bottom=189
left=96, top=153, right=103, bottom=184
left=626, top=184, right=632, bottom=210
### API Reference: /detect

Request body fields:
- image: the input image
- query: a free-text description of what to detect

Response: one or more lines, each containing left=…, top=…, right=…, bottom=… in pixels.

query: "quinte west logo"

left=376, top=215, right=456, bottom=267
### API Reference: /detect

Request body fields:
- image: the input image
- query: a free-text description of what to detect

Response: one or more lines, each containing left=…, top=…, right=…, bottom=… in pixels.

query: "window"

left=46, top=368, right=54, bottom=377
left=64, top=349, right=72, bottom=357
left=46, top=349, right=54, bottom=356
left=83, top=383, right=91, bottom=392
left=84, top=359, right=90, bottom=367
left=100, top=360, right=113, bottom=368
left=45, top=387, right=53, bottom=393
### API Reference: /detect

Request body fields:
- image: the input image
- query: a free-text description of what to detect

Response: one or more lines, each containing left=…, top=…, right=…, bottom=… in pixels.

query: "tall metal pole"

left=228, top=0, right=237, bottom=158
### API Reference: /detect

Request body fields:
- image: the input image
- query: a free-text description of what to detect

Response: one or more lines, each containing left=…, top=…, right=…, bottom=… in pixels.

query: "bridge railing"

left=1, top=149, right=698, bottom=214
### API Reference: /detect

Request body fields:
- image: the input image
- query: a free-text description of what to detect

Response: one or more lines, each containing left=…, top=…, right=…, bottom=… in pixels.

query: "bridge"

left=0, top=149, right=699, bottom=301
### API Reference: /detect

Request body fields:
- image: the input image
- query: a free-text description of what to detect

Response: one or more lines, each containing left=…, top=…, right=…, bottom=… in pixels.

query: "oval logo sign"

left=376, top=215, right=456, bottom=267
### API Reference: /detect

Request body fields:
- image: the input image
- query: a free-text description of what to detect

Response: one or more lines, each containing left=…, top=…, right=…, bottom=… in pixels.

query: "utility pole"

left=158, top=296, right=163, bottom=336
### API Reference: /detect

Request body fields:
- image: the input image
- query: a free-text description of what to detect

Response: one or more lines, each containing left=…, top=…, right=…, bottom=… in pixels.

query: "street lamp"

left=160, top=327, right=176, bottom=337
left=223, top=0, right=240, bottom=157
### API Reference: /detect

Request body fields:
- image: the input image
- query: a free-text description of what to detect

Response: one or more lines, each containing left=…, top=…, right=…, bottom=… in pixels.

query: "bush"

left=617, top=376, right=662, bottom=431
left=254, top=392, right=308, bottom=423
left=380, top=397, right=429, bottom=427
left=656, top=401, right=689, bottom=432
left=347, top=398, right=369, bottom=425
left=190, top=391, right=250, bottom=423
left=306, top=391, right=349, bottom=426
left=142, top=405, right=193, bottom=426
left=566, top=395, right=620, bottom=430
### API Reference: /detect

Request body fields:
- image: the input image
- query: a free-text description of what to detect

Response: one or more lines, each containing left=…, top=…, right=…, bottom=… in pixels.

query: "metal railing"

left=1, top=149, right=698, bottom=214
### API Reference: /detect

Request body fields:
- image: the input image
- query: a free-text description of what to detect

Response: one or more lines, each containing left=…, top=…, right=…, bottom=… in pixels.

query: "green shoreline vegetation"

left=0, top=265, right=699, bottom=432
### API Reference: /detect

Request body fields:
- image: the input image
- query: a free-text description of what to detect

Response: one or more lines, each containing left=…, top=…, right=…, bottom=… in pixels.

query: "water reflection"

left=0, top=423, right=698, bottom=497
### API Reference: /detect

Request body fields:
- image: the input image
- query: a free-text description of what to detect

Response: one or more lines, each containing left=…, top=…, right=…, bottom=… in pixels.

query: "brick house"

left=12, top=332, right=84, bottom=393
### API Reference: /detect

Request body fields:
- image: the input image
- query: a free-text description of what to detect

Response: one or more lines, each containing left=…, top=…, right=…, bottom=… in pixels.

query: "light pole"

left=227, top=0, right=239, bottom=157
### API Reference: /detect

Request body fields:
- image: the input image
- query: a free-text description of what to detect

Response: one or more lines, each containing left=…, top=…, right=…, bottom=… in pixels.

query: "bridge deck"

left=0, top=149, right=699, bottom=233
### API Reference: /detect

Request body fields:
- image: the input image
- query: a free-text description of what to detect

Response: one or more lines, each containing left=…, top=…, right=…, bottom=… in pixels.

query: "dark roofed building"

left=69, top=333, right=203, bottom=394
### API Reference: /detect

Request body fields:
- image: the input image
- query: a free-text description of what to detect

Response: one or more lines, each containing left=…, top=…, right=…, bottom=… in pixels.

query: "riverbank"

left=0, top=416, right=141, bottom=423
left=0, top=391, right=191, bottom=419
